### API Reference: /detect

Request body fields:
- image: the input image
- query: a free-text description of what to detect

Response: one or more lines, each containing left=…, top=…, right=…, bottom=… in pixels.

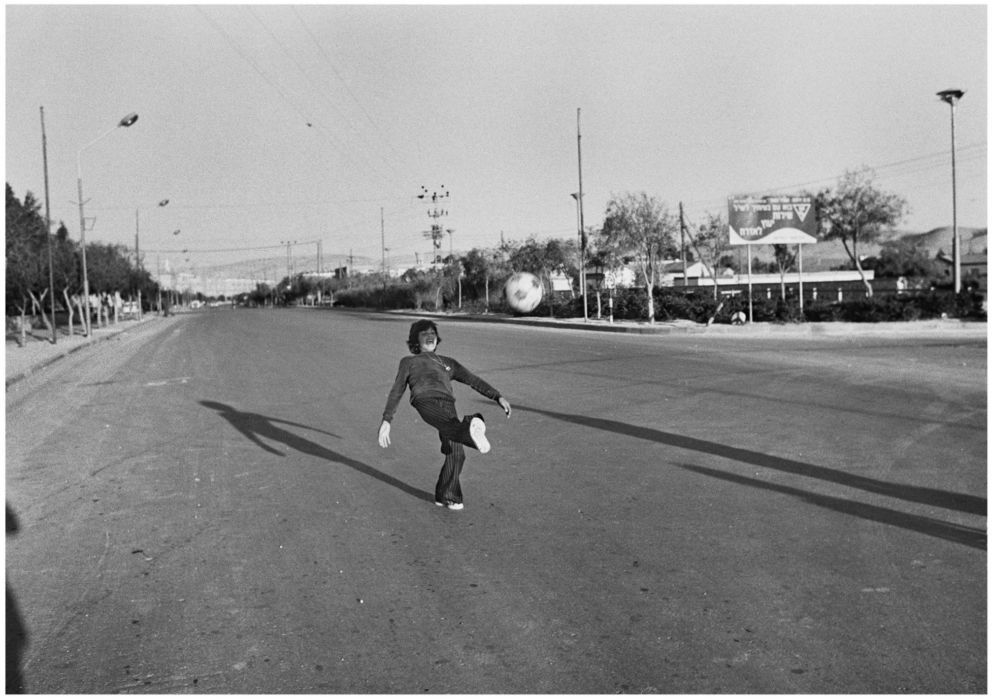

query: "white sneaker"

left=446, top=502, right=464, bottom=511
left=469, top=416, right=490, bottom=454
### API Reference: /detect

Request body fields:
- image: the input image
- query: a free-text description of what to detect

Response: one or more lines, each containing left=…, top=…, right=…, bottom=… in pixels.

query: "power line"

left=682, top=141, right=987, bottom=212
left=196, top=7, right=311, bottom=126
left=95, top=196, right=413, bottom=213
left=248, top=6, right=407, bottom=188
left=289, top=5, right=411, bottom=176
left=195, top=6, right=403, bottom=190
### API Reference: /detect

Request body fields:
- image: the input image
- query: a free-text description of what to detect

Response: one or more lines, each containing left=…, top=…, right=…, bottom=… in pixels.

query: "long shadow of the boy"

left=199, top=400, right=433, bottom=503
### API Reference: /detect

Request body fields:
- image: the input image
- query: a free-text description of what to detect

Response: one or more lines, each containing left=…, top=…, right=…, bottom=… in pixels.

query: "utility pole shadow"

left=517, top=404, right=986, bottom=549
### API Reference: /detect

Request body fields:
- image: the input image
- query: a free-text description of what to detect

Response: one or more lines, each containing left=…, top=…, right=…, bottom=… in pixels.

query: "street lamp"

left=575, top=108, right=588, bottom=322
left=40, top=106, right=57, bottom=344
left=937, top=89, right=964, bottom=294
left=76, top=112, right=139, bottom=335
left=136, top=198, right=170, bottom=267
left=135, top=198, right=169, bottom=319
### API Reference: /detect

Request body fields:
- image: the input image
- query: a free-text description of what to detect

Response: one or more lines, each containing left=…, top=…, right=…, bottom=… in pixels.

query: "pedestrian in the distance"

left=378, top=319, right=511, bottom=510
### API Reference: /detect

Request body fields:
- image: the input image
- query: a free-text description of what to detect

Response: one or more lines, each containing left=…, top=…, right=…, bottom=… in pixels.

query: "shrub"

left=656, top=289, right=711, bottom=322
left=803, top=300, right=844, bottom=322
left=821, top=292, right=986, bottom=322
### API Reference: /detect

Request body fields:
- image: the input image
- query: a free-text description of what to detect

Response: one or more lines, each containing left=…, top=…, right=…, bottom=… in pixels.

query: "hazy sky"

left=5, top=4, right=987, bottom=275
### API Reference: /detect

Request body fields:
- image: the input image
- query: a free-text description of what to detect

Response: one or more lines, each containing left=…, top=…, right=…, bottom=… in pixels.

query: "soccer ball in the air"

left=504, top=272, right=543, bottom=314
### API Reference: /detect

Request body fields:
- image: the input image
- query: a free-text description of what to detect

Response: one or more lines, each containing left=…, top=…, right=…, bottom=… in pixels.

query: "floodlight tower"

left=418, top=186, right=450, bottom=263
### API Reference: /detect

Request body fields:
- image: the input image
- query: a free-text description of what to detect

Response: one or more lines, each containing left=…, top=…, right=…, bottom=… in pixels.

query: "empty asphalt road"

left=5, top=308, right=986, bottom=693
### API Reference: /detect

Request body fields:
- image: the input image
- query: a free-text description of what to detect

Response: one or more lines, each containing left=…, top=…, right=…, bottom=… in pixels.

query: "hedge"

left=334, top=281, right=986, bottom=324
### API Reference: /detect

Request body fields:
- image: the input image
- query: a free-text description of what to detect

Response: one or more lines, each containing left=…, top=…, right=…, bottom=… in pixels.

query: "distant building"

left=661, top=261, right=735, bottom=286
left=935, top=252, right=987, bottom=292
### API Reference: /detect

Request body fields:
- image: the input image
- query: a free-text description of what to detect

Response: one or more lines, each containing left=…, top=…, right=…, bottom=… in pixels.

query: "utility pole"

left=280, top=240, right=296, bottom=279
left=679, top=202, right=688, bottom=286
left=40, top=106, right=56, bottom=344
left=576, top=108, right=588, bottom=322
left=381, top=207, right=386, bottom=279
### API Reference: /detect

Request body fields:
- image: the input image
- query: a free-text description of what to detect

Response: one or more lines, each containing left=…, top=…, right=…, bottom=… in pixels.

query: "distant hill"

left=896, top=226, right=987, bottom=257
left=194, top=252, right=381, bottom=282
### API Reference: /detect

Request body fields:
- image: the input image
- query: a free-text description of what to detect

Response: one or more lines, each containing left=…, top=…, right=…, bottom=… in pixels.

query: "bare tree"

left=685, top=211, right=730, bottom=301
left=812, top=167, right=906, bottom=297
left=772, top=244, right=797, bottom=300
left=599, top=192, right=678, bottom=322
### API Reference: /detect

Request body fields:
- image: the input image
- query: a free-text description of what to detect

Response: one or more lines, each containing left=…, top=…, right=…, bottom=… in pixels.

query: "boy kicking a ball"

left=378, top=320, right=512, bottom=510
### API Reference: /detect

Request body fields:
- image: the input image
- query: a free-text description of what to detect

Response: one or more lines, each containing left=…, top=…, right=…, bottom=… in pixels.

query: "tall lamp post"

left=40, top=106, right=57, bottom=344
left=135, top=198, right=169, bottom=320
left=76, top=112, right=139, bottom=336
left=937, top=89, right=964, bottom=294
left=575, top=108, right=588, bottom=322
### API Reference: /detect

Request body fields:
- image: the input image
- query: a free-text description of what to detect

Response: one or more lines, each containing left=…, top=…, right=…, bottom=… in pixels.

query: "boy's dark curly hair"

left=407, top=319, right=441, bottom=354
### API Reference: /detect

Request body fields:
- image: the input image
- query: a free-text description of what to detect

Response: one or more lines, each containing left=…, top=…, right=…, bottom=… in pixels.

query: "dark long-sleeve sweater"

left=381, top=352, right=502, bottom=423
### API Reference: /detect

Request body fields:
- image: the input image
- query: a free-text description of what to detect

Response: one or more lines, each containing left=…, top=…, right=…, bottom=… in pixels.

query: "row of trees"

left=5, top=183, right=197, bottom=331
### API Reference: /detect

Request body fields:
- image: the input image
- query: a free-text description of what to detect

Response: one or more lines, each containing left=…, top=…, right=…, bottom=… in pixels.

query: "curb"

left=366, top=308, right=988, bottom=338
left=5, top=317, right=159, bottom=388
left=6, top=338, right=95, bottom=388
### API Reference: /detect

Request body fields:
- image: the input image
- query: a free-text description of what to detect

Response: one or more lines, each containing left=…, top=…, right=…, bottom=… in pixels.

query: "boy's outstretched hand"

left=378, top=421, right=391, bottom=448
left=498, top=397, right=512, bottom=418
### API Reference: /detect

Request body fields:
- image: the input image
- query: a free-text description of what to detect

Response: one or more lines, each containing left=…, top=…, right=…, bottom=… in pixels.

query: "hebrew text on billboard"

left=727, top=195, right=818, bottom=245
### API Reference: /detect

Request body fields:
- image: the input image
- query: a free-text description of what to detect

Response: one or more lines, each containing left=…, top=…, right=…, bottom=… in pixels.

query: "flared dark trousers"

left=412, top=397, right=482, bottom=504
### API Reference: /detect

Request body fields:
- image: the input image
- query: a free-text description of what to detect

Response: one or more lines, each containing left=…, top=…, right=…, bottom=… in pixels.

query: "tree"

left=401, top=268, right=444, bottom=310
left=871, top=238, right=940, bottom=281
left=812, top=167, right=906, bottom=297
left=685, top=211, right=731, bottom=301
left=86, top=243, right=134, bottom=296
left=507, top=236, right=577, bottom=315
left=6, top=185, right=50, bottom=320
left=51, top=223, right=80, bottom=293
left=599, top=192, right=678, bottom=321
left=772, top=244, right=797, bottom=300
left=455, top=247, right=512, bottom=310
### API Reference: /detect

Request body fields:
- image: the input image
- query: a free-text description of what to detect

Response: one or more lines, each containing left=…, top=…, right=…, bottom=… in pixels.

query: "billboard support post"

left=798, top=244, right=805, bottom=312
left=747, top=244, right=753, bottom=323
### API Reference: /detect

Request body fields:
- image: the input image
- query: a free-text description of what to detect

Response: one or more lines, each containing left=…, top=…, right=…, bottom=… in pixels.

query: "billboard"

left=727, top=195, right=818, bottom=246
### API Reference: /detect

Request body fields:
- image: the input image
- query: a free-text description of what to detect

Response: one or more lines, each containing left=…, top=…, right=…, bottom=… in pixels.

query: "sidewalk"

left=5, top=314, right=167, bottom=387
